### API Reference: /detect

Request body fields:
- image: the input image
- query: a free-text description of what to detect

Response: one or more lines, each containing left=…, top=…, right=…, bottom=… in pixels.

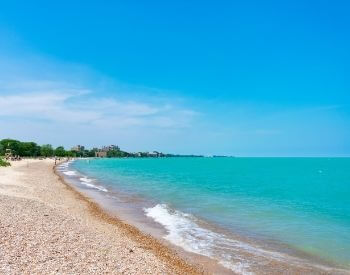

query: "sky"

left=0, top=1, right=349, bottom=156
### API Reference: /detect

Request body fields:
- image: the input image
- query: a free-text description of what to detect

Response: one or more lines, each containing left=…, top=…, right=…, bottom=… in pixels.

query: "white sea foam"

left=144, top=204, right=312, bottom=274
left=79, top=177, right=108, bottom=192
left=58, top=162, right=70, bottom=171
left=63, top=170, right=77, bottom=176
left=80, top=177, right=93, bottom=183
left=144, top=204, right=255, bottom=274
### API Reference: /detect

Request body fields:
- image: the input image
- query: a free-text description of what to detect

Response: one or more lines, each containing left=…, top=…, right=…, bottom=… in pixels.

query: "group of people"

left=6, top=155, right=22, bottom=161
left=4, top=155, right=67, bottom=164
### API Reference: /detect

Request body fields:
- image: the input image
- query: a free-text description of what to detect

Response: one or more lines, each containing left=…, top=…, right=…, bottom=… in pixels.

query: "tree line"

left=0, top=138, right=202, bottom=159
left=0, top=139, right=134, bottom=158
left=0, top=139, right=95, bottom=158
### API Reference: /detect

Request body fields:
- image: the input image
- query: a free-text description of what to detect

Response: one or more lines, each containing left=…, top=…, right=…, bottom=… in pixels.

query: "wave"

left=58, top=161, right=107, bottom=193
left=144, top=204, right=258, bottom=274
left=58, top=161, right=74, bottom=171
left=79, top=177, right=108, bottom=192
left=143, top=204, right=333, bottom=275
left=63, top=170, right=77, bottom=176
left=80, top=177, right=93, bottom=183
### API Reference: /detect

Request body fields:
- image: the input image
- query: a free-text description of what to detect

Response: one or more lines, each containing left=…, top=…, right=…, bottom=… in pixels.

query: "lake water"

left=60, top=157, right=350, bottom=274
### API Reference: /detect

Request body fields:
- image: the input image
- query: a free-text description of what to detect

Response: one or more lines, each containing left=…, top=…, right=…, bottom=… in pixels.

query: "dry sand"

left=0, top=159, right=203, bottom=274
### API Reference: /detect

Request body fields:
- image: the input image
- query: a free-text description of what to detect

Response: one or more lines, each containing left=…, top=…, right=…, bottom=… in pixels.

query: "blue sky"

left=0, top=1, right=349, bottom=156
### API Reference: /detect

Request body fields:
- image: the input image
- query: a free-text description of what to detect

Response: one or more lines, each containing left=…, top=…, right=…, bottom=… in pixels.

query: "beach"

left=1, top=158, right=349, bottom=275
left=0, top=159, right=201, bottom=274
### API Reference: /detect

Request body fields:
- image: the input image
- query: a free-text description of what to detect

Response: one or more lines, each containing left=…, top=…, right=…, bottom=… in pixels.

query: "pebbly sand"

left=0, top=159, right=203, bottom=274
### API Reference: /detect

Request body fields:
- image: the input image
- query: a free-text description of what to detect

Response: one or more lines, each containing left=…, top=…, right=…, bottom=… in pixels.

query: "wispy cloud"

left=0, top=80, right=198, bottom=128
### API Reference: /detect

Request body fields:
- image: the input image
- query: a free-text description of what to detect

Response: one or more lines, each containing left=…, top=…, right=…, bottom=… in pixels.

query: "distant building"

left=101, top=145, right=120, bottom=152
left=71, top=145, right=85, bottom=152
left=95, top=151, right=107, bottom=158
left=148, top=151, right=160, bottom=157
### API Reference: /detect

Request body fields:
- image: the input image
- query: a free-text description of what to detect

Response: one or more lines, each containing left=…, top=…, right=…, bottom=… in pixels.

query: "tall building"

left=71, top=145, right=85, bottom=152
left=101, top=145, right=119, bottom=152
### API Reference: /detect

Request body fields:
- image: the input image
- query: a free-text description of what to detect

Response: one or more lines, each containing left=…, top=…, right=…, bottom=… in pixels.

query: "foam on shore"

left=144, top=203, right=340, bottom=275
left=63, top=170, right=77, bottom=176
left=79, top=177, right=108, bottom=192
left=144, top=204, right=255, bottom=274
left=58, top=162, right=108, bottom=193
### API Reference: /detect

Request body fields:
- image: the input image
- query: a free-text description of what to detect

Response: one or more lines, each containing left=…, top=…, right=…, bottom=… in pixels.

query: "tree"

left=107, top=149, right=129, bottom=158
left=18, top=142, right=40, bottom=157
left=88, top=148, right=98, bottom=157
left=74, top=151, right=83, bottom=157
left=54, top=146, right=66, bottom=157
left=65, top=151, right=75, bottom=158
left=40, top=144, right=54, bottom=157
left=0, top=139, right=21, bottom=156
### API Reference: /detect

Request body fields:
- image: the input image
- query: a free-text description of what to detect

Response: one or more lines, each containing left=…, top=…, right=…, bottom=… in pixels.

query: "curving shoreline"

left=0, top=159, right=203, bottom=274
left=57, top=158, right=350, bottom=275
left=53, top=160, right=206, bottom=274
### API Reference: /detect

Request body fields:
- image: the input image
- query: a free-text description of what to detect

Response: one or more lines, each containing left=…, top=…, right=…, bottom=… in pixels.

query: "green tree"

left=54, top=146, right=66, bottom=157
left=88, top=148, right=97, bottom=157
left=107, top=149, right=129, bottom=158
left=19, top=142, right=40, bottom=157
left=0, top=139, right=21, bottom=156
left=40, top=144, right=54, bottom=157
left=65, top=150, right=75, bottom=158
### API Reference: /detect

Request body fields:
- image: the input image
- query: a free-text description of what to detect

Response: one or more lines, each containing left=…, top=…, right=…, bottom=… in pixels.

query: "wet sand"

left=0, top=159, right=202, bottom=274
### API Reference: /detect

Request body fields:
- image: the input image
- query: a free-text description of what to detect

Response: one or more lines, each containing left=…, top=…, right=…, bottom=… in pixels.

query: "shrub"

left=0, top=157, right=11, bottom=167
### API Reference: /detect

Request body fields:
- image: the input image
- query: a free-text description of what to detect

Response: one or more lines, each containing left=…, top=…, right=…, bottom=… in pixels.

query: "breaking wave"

left=143, top=204, right=325, bottom=275
left=79, top=177, right=108, bottom=192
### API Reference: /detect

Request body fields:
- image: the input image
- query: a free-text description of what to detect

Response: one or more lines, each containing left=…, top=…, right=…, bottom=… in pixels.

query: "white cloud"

left=0, top=80, right=198, bottom=129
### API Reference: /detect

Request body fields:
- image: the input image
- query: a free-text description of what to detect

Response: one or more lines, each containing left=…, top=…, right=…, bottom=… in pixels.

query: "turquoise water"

left=71, top=157, right=350, bottom=271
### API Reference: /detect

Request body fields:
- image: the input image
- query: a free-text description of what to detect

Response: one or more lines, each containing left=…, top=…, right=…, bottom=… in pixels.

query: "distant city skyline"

left=0, top=1, right=349, bottom=156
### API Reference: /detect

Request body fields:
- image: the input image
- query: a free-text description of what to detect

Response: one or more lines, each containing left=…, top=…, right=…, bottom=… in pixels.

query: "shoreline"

left=0, top=159, right=204, bottom=274
left=56, top=160, right=235, bottom=274
left=62, top=158, right=350, bottom=275
left=54, top=161, right=225, bottom=274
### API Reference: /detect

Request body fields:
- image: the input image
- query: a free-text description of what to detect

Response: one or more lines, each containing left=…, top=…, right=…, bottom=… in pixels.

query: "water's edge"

left=56, top=159, right=350, bottom=275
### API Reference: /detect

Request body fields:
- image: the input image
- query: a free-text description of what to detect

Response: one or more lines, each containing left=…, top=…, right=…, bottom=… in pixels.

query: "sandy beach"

left=0, top=159, right=202, bottom=274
